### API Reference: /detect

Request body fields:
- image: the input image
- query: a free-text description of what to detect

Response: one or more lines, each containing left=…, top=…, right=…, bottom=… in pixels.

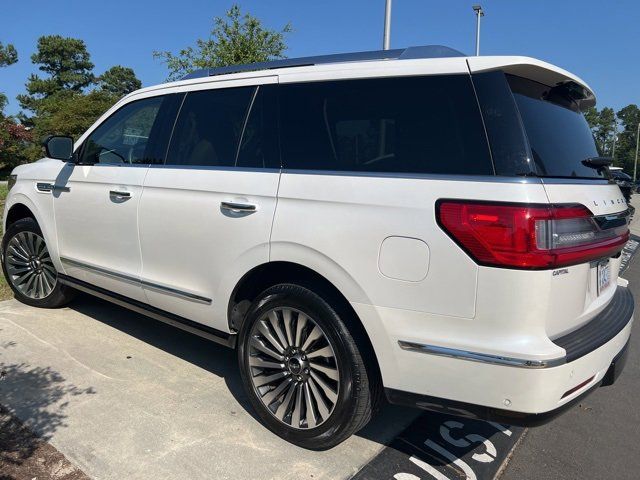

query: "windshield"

left=507, top=75, right=603, bottom=179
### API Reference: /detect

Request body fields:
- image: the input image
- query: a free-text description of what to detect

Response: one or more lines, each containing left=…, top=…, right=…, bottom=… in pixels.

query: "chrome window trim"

left=398, top=340, right=566, bottom=369
left=60, top=257, right=212, bottom=305
left=148, top=164, right=281, bottom=173
left=281, top=169, right=542, bottom=183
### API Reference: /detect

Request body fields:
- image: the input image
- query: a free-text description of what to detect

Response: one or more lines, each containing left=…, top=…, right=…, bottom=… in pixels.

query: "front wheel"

left=1, top=217, right=75, bottom=308
left=238, top=283, right=374, bottom=450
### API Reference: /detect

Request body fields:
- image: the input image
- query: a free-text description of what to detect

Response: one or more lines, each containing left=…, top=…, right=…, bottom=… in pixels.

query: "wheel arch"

left=5, top=202, right=37, bottom=229
left=228, top=260, right=383, bottom=395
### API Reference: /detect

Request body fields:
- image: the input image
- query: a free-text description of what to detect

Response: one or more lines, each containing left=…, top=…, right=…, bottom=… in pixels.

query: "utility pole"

left=634, top=122, right=640, bottom=181
left=612, top=132, right=617, bottom=161
left=383, top=0, right=392, bottom=50
left=473, top=5, right=484, bottom=56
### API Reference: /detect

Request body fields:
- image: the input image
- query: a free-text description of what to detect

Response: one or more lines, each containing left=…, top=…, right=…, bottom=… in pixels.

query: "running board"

left=58, top=274, right=236, bottom=349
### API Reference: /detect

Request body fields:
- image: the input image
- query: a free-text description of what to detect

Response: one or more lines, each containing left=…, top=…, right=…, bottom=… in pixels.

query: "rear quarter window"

left=279, top=75, right=493, bottom=175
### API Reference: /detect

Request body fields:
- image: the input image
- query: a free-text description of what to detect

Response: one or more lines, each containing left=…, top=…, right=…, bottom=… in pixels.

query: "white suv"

left=2, top=46, right=633, bottom=449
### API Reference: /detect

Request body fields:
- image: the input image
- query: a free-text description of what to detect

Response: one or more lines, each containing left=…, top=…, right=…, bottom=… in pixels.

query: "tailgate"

left=543, top=182, right=630, bottom=337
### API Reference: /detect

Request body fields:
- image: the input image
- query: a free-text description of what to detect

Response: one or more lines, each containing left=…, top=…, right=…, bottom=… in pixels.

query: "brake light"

left=436, top=200, right=629, bottom=269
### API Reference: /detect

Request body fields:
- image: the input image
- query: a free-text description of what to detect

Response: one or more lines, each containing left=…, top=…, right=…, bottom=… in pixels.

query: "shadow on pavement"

left=67, top=293, right=419, bottom=447
left=0, top=332, right=95, bottom=474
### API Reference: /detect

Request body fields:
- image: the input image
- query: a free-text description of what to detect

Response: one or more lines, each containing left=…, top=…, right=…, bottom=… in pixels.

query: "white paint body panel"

left=53, top=163, right=148, bottom=302
left=4, top=53, right=632, bottom=417
left=138, top=166, right=279, bottom=328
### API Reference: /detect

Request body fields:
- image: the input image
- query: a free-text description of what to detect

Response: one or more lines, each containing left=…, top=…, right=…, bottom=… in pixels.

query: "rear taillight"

left=436, top=200, right=629, bottom=269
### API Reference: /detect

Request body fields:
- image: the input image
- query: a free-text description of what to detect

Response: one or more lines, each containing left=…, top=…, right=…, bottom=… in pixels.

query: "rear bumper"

left=385, top=340, right=630, bottom=427
left=359, top=284, right=634, bottom=419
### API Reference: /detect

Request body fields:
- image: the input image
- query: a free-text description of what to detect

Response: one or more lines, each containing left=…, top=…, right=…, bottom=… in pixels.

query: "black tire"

left=1, top=217, right=76, bottom=308
left=237, top=283, right=374, bottom=450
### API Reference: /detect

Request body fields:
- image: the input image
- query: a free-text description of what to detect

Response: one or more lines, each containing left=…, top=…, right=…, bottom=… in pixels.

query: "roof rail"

left=181, top=45, right=465, bottom=80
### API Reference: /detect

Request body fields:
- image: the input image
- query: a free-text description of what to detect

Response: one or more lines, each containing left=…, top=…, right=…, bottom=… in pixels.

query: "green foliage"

left=154, top=4, right=291, bottom=81
left=0, top=42, right=18, bottom=67
left=32, top=90, right=115, bottom=138
left=0, top=42, right=18, bottom=117
left=586, top=106, right=616, bottom=155
left=17, top=35, right=95, bottom=115
left=0, top=117, right=33, bottom=167
left=8, top=36, right=143, bottom=163
left=586, top=104, right=640, bottom=174
left=98, top=66, right=142, bottom=97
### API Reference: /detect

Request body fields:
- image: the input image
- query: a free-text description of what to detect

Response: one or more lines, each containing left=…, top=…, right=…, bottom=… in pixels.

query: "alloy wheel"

left=247, top=307, right=340, bottom=429
left=5, top=231, right=57, bottom=299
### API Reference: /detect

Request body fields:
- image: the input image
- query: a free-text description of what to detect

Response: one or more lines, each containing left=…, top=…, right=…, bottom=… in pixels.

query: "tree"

left=154, top=4, right=291, bottom=81
left=17, top=35, right=94, bottom=115
left=614, top=104, right=640, bottom=173
left=0, top=41, right=18, bottom=116
left=585, top=106, right=617, bottom=156
left=0, top=42, right=18, bottom=67
left=98, top=66, right=142, bottom=97
left=0, top=118, right=33, bottom=167
left=32, top=90, right=114, bottom=139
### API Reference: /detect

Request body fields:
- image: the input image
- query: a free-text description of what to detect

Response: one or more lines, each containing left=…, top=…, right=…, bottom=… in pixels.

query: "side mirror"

left=43, top=135, right=74, bottom=161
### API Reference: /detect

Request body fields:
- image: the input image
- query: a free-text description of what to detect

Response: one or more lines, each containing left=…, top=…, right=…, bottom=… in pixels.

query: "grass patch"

left=0, top=183, right=13, bottom=301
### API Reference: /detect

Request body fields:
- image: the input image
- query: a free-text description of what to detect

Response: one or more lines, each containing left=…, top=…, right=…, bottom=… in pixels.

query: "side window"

left=279, top=76, right=493, bottom=175
left=79, top=96, right=164, bottom=165
left=166, top=87, right=255, bottom=167
left=236, top=85, right=279, bottom=169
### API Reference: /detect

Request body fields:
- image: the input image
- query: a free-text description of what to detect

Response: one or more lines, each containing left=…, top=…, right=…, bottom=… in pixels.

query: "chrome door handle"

left=109, top=190, right=131, bottom=198
left=220, top=201, right=256, bottom=213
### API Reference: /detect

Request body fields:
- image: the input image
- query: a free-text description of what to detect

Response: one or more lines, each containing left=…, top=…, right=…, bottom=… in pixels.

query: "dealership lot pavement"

left=0, top=296, right=420, bottom=480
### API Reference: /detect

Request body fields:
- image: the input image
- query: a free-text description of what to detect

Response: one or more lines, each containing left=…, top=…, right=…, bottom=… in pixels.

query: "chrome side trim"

left=60, top=257, right=212, bottom=305
left=398, top=341, right=566, bottom=369
left=61, top=257, right=139, bottom=285
left=140, top=279, right=212, bottom=305
left=57, top=274, right=234, bottom=348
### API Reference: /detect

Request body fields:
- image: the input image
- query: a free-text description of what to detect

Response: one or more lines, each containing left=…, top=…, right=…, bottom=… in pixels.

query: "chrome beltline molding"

left=60, top=257, right=212, bottom=305
left=398, top=340, right=566, bottom=369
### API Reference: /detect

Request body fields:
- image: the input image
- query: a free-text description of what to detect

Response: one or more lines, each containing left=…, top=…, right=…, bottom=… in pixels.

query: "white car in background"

left=2, top=45, right=633, bottom=449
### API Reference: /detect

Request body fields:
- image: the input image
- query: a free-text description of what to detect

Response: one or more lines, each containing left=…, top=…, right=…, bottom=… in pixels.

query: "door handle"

left=220, top=201, right=256, bottom=213
left=109, top=190, right=131, bottom=199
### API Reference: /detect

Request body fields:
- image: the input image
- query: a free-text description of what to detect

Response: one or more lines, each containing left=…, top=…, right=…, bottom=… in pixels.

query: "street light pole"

left=473, top=5, right=484, bottom=56
left=383, top=0, right=392, bottom=50
left=634, top=122, right=640, bottom=181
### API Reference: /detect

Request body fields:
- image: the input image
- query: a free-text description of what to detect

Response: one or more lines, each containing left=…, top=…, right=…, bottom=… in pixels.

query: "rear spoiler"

left=467, top=56, right=596, bottom=110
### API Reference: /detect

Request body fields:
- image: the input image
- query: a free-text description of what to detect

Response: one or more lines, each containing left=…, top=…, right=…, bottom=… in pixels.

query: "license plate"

left=597, top=261, right=611, bottom=295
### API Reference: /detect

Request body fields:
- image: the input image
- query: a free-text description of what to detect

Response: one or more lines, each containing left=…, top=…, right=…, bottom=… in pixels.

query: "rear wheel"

left=2, top=217, right=75, bottom=308
left=238, top=283, right=374, bottom=450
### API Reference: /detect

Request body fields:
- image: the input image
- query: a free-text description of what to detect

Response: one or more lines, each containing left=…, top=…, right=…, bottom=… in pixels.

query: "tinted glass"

left=472, top=71, right=534, bottom=176
left=166, top=87, right=254, bottom=167
left=279, top=75, right=493, bottom=175
left=508, top=75, right=603, bottom=179
left=236, top=85, right=279, bottom=168
left=80, top=96, right=164, bottom=165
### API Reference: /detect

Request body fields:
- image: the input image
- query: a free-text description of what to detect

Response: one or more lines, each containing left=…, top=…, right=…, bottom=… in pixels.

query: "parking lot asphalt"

left=497, top=197, right=640, bottom=480
left=497, top=265, right=640, bottom=480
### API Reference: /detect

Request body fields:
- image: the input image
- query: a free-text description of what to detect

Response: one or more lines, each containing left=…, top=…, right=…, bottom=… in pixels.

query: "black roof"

left=181, top=45, right=465, bottom=80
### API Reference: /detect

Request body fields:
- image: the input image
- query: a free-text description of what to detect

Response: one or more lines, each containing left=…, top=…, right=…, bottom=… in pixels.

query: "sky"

left=1, top=0, right=638, bottom=116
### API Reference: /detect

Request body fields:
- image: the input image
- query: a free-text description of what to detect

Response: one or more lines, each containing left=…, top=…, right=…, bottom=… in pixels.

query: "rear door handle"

left=220, top=201, right=256, bottom=213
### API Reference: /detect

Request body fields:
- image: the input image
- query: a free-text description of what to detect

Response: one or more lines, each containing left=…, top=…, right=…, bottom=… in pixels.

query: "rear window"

left=507, top=75, right=603, bottom=179
left=279, top=75, right=493, bottom=175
